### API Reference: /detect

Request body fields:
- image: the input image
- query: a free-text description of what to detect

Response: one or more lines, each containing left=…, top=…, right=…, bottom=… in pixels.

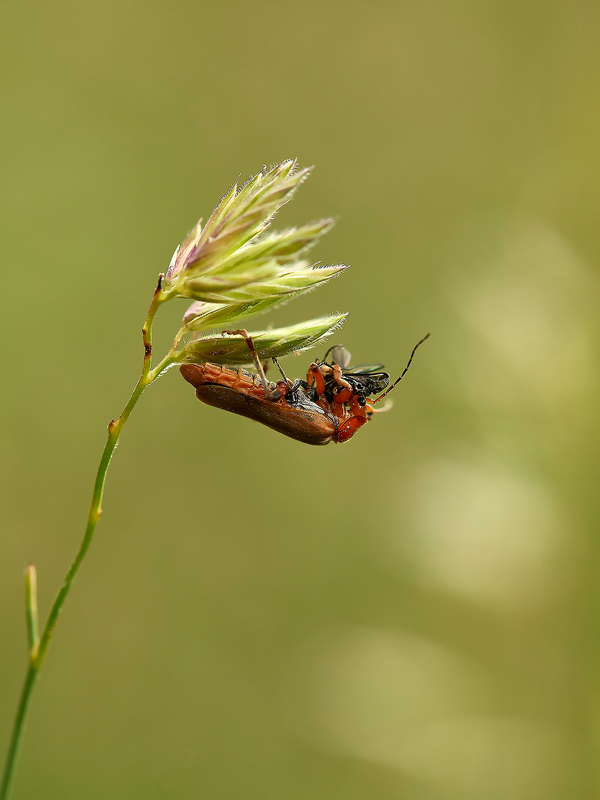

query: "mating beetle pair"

left=180, top=331, right=429, bottom=445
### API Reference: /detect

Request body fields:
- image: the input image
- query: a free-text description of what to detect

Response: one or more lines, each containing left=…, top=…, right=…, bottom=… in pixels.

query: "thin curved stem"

left=0, top=277, right=174, bottom=800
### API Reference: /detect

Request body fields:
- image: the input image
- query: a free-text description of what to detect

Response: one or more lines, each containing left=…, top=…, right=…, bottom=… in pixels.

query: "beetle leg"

left=332, top=365, right=352, bottom=390
left=307, top=363, right=327, bottom=396
left=222, top=329, right=281, bottom=400
left=331, top=386, right=354, bottom=405
left=326, top=364, right=354, bottom=406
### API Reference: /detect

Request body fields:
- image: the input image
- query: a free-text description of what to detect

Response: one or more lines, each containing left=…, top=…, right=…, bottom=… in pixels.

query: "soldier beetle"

left=180, top=330, right=430, bottom=445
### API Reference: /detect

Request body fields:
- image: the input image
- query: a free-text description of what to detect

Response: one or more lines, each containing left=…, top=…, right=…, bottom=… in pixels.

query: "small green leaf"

left=179, top=263, right=346, bottom=305
left=182, top=295, right=304, bottom=331
left=177, top=314, right=348, bottom=365
left=215, top=219, right=335, bottom=274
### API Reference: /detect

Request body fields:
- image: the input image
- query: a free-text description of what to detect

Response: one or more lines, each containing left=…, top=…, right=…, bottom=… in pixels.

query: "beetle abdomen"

left=196, top=384, right=336, bottom=445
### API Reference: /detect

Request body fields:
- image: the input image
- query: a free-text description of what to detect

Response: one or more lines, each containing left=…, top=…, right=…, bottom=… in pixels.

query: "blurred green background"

left=1, top=1, right=599, bottom=798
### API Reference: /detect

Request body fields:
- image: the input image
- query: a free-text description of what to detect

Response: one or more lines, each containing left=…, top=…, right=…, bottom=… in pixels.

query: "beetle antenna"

left=373, top=333, right=430, bottom=404
left=272, top=357, right=291, bottom=386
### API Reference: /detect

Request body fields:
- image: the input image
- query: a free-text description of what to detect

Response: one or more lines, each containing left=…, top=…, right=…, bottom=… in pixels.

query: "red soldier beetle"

left=180, top=330, right=430, bottom=445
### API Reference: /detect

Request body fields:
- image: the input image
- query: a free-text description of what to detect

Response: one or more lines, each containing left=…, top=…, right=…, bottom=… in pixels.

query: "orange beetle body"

left=179, top=359, right=373, bottom=445
left=179, top=333, right=429, bottom=445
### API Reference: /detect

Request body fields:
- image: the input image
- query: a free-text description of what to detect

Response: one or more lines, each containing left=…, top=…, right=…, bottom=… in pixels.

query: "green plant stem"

left=1, top=277, right=178, bottom=800
left=24, top=566, right=39, bottom=660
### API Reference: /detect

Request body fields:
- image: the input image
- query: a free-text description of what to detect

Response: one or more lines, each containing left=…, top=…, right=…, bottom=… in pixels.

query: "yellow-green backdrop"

left=1, top=2, right=599, bottom=798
